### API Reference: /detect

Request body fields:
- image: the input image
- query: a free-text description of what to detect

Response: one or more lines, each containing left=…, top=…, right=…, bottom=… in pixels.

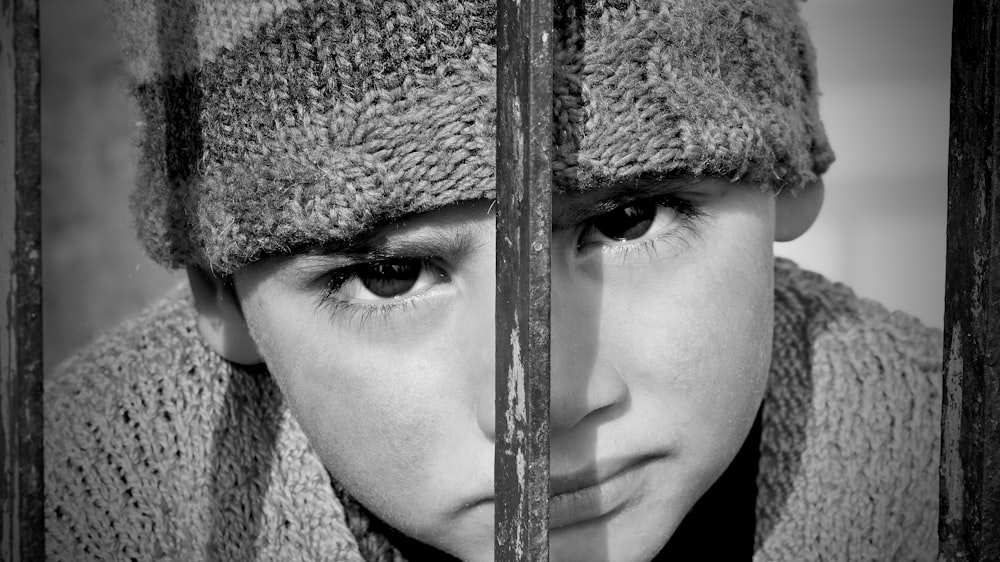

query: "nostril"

left=549, top=360, right=629, bottom=436
left=475, top=387, right=497, bottom=440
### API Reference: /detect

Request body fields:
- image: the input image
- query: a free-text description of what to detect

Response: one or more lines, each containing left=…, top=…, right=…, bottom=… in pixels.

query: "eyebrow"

left=552, top=176, right=696, bottom=230
left=281, top=175, right=694, bottom=270
left=289, top=222, right=485, bottom=270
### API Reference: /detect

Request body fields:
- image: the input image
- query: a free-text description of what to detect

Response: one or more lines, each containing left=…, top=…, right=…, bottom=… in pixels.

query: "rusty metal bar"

left=495, top=0, right=554, bottom=559
left=939, top=0, right=1000, bottom=559
left=1, top=0, right=43, bottom=560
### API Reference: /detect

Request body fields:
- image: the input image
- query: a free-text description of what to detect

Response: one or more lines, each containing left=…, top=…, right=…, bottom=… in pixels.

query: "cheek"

left=601, top=201, right=774, bottom=456
left=242, top=296, right=495, bottom=542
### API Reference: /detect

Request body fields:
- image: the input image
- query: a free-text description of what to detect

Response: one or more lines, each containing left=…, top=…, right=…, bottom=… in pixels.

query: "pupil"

left=593, top=203, right=655, bottom=240
left=359, top=261, right=421, bottom=298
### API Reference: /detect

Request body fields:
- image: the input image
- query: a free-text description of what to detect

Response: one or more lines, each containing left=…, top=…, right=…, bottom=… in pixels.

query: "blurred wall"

left=42, top=0, right=182, bottom=373
left=778, top=0, right=951, bottom=329
left=42, top=0, right=952, bottom=372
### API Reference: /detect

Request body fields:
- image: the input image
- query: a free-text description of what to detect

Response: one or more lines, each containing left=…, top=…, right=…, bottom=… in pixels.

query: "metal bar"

left=1, top=0, right=44, bottom=560
left=495, top=0, right=554, bottom=559
left=939, top=0, right=1000, bottom=559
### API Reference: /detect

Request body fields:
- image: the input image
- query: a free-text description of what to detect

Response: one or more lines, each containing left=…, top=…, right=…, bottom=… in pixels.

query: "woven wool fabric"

left=44, top=259, right=942, bottom=561
left=109, top=0, right=835, bottom=274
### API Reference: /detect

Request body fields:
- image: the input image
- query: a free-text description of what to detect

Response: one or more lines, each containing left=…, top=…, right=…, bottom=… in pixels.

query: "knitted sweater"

left=44, top=259, right=943, bottom=561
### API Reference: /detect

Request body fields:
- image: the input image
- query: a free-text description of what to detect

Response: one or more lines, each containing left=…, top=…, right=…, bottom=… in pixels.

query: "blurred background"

left=41, top=0, right=953, bottom=373
left=781, top=0, right=950, bottom=332
left=41, top=0, right=184, bottom=372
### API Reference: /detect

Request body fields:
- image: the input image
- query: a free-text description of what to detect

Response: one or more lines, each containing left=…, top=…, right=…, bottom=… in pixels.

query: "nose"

left=476, top=260, right=628, bottom=440
left=548, top=271, right=628, bottom=436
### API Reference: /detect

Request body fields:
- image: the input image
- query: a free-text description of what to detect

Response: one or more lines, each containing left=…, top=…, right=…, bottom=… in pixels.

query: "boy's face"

left=233, top=177, right=776, bottom=562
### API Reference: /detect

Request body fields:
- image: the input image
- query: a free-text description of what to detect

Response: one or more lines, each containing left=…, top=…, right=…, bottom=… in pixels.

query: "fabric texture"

left=45, top=259, right=942, bottom=561
left=109, top=0, right=835, bottom=274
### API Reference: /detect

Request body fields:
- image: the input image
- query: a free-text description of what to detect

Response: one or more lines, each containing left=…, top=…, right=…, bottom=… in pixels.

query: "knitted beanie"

left=110, top=0, right=834, bottom=274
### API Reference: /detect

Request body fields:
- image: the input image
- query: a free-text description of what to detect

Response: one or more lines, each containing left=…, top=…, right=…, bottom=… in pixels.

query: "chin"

left=550, top=531, right=671, bottom=562
left=548, top=505, right=681, bottom=562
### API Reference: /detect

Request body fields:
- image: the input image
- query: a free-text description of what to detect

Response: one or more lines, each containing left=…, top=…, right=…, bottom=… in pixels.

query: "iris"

left=592, top=203, right=656, bottom=241
left=351, top=260, right=424, bottom=298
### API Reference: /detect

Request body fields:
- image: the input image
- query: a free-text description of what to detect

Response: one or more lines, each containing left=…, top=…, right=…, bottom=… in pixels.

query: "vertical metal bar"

left=939, top=0, right=1000, bottom=560
left=495, top=0, right=554, bottom=560
left=1, top=0, right=43, bottom=560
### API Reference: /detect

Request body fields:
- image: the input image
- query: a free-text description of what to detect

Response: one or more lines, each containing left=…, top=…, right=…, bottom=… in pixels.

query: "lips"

left=550, top=455, right=652, bottom=497
left=547, top=455, right=663, bottom=529
left=466, top=454, right=666, bottom=529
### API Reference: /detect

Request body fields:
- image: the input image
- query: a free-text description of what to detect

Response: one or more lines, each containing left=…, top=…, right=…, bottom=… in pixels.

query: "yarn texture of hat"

left=111, top=0, right=835, bottom=274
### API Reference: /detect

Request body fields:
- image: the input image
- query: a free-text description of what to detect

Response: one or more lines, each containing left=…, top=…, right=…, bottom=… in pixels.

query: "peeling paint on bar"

left=939, top=0, right=999, bottom=558
left=495, top=0, right=554, bottom=559
left=942, top=325, right=964, bottom=530
left=509, top=326, right=528, bottom=426
left=1, top=1, right=43, bottom=560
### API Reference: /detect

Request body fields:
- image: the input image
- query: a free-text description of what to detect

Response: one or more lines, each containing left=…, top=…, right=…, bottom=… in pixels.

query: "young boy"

left=44, top=0, right=943, bottom=560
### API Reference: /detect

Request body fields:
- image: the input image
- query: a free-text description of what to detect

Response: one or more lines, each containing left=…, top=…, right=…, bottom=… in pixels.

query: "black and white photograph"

left=1, top=0, right=996, bottom=560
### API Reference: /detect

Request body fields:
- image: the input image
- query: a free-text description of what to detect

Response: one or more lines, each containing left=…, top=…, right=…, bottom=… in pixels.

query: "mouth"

left=548, top=455, right=662, bottom=530
left=466, top=454, right=667, bottom=528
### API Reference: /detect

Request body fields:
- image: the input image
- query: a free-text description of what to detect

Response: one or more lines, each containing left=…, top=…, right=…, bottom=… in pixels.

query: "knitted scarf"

left=44, top=259, right=942, bottom=560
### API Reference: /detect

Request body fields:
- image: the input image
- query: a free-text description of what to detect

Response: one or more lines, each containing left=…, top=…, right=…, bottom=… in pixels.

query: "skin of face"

left=231, top=177, right=777, bottom=562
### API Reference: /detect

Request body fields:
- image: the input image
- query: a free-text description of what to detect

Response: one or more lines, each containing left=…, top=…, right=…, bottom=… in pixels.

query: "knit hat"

left=111, top=0, right=834, bottom=274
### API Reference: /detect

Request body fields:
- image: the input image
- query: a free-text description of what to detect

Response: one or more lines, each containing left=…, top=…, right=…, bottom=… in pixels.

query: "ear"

left=774, top=179, right=825, bottom=242
left=186, top=266, right=263, bottom=365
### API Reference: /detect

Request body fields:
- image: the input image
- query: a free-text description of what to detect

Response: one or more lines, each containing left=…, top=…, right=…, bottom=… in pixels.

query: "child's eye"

left=578, top=198, right=700, bottom=253
left=324, top=258, right=448, bottom=304
left=588, top=202, right=658, bottom=242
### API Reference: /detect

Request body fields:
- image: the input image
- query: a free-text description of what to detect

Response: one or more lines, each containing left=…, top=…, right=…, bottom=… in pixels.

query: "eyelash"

left=316, top=258, right=445, bottom=329
left=316, top=195, right=708, bottom=328
left=318, top=290, right=423, bottom=328
left=576, top=195, right=707, bottom=261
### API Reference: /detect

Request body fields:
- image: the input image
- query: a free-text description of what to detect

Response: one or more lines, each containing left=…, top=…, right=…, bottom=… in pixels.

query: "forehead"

left=301, top=175, right=734, bottom=256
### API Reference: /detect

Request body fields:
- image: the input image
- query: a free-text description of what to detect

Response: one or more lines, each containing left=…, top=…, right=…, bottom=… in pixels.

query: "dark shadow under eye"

left=356, top=260, right=421, bottom=298
left=592, top=202, right=656, bottom=241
